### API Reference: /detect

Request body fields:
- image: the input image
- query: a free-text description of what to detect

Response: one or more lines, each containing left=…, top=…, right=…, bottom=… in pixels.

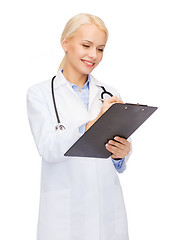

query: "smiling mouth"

left=81, top=59, right=95, bottom=66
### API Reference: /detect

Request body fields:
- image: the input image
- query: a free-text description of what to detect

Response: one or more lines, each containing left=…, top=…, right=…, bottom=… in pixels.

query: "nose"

left=88, top=47, right=97, bottom=61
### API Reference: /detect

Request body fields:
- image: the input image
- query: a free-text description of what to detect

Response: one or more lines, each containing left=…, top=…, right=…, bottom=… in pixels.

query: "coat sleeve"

left=27, top=85, right=86, bottom=163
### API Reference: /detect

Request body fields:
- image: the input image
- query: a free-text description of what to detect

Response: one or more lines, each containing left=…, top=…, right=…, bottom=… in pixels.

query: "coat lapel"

left=88, top=74, right=102, bottom=111
left=54, top=71, right=104, bottom=121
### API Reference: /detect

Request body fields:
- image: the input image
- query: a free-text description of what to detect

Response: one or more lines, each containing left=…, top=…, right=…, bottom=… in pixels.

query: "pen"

left=99, top=99, right=124, bottom=103
left=99, top=98, right=105, bottom=102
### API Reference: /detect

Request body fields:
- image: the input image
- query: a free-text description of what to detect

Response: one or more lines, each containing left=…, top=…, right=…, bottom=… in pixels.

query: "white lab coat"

left=27, top=70, right=130, bottom=240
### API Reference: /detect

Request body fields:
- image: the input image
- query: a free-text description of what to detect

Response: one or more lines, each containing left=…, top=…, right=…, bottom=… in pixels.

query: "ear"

left=61, top=37, right=68, bottom=52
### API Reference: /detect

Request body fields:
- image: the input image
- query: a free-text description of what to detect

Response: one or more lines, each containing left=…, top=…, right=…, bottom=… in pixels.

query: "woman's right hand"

left=99, top=96, right=123, bottom=117
left=85, top=96, right=123, bottom=132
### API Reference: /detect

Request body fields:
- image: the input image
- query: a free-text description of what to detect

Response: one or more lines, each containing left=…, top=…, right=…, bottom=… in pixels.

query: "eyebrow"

left=82, top=40, right=106, bottom=47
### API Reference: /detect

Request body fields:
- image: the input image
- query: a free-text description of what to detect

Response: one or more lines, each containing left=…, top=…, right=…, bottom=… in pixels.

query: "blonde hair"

left=58, top=13, right=109, bottom=70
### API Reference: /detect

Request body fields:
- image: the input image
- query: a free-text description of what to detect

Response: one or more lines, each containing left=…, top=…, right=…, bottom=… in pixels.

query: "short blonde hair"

left=58, top=13, right=108, bottom=70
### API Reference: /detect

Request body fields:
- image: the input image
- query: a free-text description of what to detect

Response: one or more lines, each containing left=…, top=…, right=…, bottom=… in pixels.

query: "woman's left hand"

left=106, top=136, right=131, bottom=159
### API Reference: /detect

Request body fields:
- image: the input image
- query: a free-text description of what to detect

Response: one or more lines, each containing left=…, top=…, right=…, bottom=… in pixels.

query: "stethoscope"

left=51, top=75, right=113, bottom=130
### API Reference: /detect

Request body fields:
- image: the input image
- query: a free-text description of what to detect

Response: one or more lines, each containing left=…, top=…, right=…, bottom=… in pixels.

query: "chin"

left=82, top=66, right=97, bottom=75
left=74, top=62, right=97, bottom=75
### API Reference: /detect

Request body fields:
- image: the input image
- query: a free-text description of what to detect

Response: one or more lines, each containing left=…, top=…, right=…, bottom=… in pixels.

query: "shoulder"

left=27, top=79, right=51, bottom=92
left=27, top=79, right=52, bottom=98
left=26, top=79, right=53, bottom=106
left=89, top=74, right=121, bottom=97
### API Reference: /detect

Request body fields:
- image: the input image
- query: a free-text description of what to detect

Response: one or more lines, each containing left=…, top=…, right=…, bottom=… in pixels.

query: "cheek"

left=97, top=53, right=103, bottom=63
left=67, top=44, right=80, bottom=59
left=71, top=45, right=84, bottom=58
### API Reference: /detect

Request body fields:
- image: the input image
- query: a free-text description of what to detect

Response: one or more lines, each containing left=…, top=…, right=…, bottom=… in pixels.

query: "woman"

left=27, top=13, right=131, bottom=240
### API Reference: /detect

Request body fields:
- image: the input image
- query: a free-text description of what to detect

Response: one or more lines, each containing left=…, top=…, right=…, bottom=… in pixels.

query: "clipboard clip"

left=124, top=103, right=148, bottom=111
left=125, top=103, right=148, bottom=107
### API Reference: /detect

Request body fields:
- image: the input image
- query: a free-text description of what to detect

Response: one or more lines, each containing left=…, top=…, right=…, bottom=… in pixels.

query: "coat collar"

left=54, top=69, right=103, bottom=90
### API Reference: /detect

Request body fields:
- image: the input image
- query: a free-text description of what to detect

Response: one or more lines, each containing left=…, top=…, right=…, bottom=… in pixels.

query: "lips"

left=81, top=59, right=95, bottom=67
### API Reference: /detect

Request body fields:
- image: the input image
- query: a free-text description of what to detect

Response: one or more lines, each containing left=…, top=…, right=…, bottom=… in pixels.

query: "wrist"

left=85, top=115, right=100, bottom=132
left=112, top=157, right=125, bottom=161
left=112, top=157, right=122, bottom=161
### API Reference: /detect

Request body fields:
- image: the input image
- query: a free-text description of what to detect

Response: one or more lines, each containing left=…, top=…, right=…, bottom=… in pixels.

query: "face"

left=62, top=24, right=107, bottom=75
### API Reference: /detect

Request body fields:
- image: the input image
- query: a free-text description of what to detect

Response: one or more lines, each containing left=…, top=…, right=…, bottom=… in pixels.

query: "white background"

left=0, top=0, right=184, bottom=239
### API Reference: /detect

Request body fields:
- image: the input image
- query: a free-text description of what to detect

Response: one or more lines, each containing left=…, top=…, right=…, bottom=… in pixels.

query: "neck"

left=62, top=64, right=88, bottom=91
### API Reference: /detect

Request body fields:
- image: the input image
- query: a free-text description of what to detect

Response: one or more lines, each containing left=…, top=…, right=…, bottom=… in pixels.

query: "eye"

left=83, top=44, right=90, bottom=48
left=98, top=48, right=104, bottom=52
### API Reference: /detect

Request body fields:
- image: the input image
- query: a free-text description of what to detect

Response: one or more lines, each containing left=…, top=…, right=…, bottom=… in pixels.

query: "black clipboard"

left=64, top=103, right=158, bottom=158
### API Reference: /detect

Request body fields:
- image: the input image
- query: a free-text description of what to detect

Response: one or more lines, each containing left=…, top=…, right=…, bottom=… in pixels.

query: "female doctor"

left=27, top=13, right=131, bottom=240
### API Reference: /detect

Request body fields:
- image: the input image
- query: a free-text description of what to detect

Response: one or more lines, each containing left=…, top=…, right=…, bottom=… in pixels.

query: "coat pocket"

left=37, top=189, right=70, bottom=240
left=100, top=185, right=129, bottom=239
left=114, top=185, right=129, bottom=238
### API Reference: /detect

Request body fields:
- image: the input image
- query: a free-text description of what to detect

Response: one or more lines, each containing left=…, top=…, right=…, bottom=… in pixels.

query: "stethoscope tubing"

left=51, top=76, right=60, bottom=124
left=100, top=86, right=113, bottom=99
left=51, top=76, right=112, bottom=130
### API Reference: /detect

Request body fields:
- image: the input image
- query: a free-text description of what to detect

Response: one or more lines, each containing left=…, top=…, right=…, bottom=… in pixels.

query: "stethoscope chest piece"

left=55, top=124, right=66, bottom=131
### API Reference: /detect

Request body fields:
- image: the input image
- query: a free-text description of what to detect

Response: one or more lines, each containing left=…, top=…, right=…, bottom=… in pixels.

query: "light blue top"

left=61, top=70, right=126, bottom=173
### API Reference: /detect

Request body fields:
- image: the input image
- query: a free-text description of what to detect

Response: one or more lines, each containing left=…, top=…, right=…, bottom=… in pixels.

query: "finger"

left=106, top=96, right=123, bottom=104
left=107, top=140, right=125, bottom=150
left=111, top=154, right=123, bottom=159
left=112, top=96, right=123, bottom=103
left=106, top=143, right=123, bottom=156
left=106, top=140, right=131, bottom=158
left=114, top=136, right=130, bottom=146
left=108, top=142, right=130, bottom=156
